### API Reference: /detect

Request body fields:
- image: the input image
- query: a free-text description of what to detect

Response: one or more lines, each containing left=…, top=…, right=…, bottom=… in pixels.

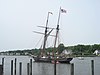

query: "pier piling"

left=91, top=60, right=94, bottom=75
left=2, top=58, right=4, bottom=67
left=27, top=63, right=29, bottom=75
left=19, top=62, right=22, bottom=75
left=14, top=58, right=17, bottom=75
left=71, top=63, right=74, bottom=75
left=2, top=58, right=4, bottom=75
left=11, top=60, right=13, bottom=75
left=54, top=60, right=56, bottom=75
left=0, top=65, right=3, bottom=75
left=30, top=59, right=32, bottom=75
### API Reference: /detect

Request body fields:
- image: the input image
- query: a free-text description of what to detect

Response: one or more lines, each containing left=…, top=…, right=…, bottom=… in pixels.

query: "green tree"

left=92, top=44, right=100, bottom=53
left=57, top=43, right=65, bottom=54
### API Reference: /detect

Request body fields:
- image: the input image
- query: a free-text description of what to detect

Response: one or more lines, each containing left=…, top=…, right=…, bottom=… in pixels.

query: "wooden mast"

left=42, top=12, right=53, bottom=57
left=53, top=7, right=61, bottom=57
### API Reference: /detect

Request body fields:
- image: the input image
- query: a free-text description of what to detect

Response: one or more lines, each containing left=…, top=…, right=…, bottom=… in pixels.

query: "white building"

left=62, top=49, right=72, bottom=55
left=93, top=50, right=100, bottom=55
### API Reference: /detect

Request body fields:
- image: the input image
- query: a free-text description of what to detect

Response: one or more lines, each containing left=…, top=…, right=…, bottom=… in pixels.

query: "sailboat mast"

left=42, top=12, right=52, bottom=56
left=53, top=7, right=61, bottom=57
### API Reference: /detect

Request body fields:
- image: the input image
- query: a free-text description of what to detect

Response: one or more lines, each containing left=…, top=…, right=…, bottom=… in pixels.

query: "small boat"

left=33, top=7, right=73, bottom=63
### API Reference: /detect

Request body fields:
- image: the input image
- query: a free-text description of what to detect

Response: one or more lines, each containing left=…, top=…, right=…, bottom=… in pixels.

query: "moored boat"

left=33, top=7, right=73, bottom=63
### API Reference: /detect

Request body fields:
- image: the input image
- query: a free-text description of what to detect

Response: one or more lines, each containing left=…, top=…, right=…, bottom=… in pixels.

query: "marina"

left=0, top=0, right=100, bottom=75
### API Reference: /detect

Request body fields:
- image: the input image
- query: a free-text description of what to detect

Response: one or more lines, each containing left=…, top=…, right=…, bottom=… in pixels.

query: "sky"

left=0, top=0, right=100, bottom=51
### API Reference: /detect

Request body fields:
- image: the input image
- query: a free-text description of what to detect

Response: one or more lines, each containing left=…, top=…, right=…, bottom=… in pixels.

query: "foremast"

left=41, top=12, right=53, bottom=57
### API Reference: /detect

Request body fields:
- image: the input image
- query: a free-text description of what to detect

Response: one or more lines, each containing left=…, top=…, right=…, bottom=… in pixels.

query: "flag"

left=60, top=8, right=66, bottom=13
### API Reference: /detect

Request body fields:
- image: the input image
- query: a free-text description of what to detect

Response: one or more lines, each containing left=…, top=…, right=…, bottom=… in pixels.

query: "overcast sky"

left=0, top=0, right=100, bottom=51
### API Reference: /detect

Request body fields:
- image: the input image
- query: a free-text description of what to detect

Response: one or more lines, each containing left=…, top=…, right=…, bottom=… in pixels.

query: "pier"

left=0, top=56, right=98, bottom=75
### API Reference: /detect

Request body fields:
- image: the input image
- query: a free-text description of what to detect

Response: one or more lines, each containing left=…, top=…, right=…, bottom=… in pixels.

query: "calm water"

left=0, top=55, right=100, bottom=75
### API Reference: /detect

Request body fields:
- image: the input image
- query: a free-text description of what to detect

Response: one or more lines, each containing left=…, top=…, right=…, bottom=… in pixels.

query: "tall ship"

left=33, top=7, right=73, bottom=63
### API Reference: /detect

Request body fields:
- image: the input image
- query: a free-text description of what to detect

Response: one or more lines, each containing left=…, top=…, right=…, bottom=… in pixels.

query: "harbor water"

left=0, top=55, right=100, bottom=75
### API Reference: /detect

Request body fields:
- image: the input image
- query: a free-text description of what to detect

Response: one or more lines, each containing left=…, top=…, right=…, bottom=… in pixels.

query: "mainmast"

left=53, top=7, right=66, bottom=57
left=53, top=7, right=61, bottom=57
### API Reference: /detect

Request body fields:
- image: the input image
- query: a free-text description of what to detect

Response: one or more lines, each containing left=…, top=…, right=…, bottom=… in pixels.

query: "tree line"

left=1, top=44, right=100, bottom=56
